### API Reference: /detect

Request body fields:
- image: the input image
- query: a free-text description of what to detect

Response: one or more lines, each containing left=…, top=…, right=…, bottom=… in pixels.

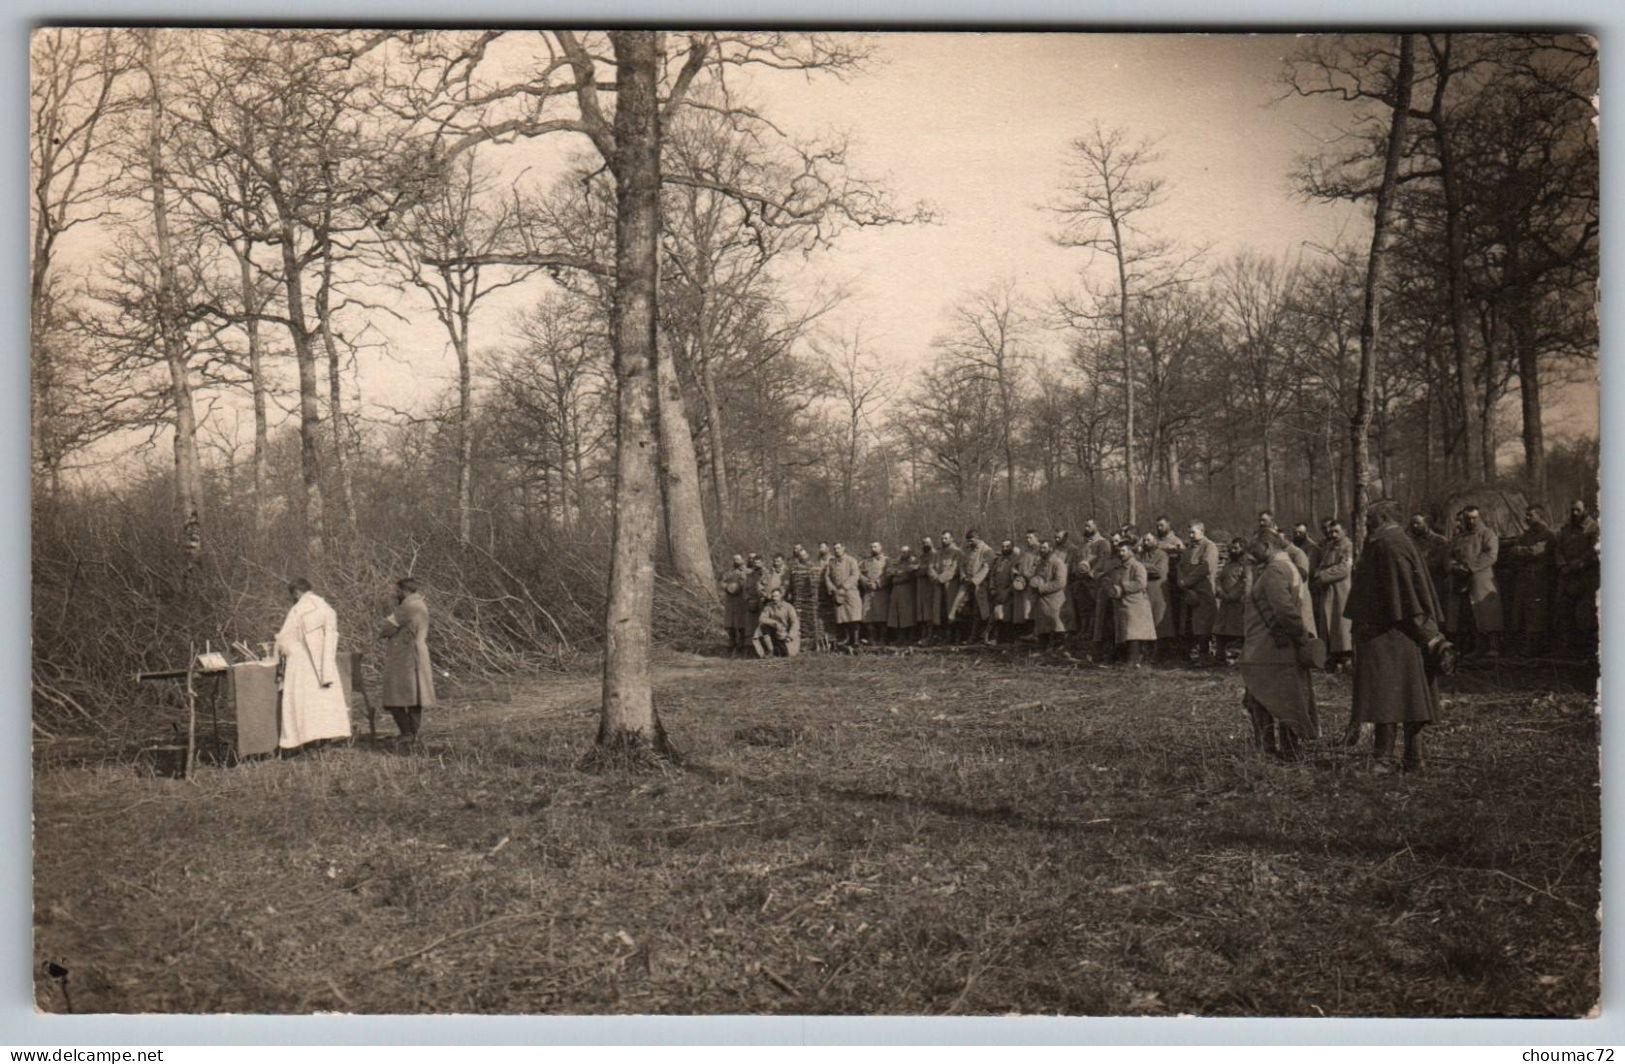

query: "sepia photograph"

left=28, top=29, right=1600, bottom=1019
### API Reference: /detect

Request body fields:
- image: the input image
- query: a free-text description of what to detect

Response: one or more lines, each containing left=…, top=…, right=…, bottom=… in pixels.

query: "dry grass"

left=32, top=649, right=1599, bottom=1016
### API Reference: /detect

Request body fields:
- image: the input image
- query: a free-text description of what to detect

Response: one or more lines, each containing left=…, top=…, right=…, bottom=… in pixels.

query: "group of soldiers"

left=720, top=501, right=1599, bottom=669
left=717, top=499, right=1598, bottom=773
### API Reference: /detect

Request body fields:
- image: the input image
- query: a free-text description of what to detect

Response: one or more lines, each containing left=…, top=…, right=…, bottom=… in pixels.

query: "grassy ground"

left=33, top=646, right=1599, bottom=1016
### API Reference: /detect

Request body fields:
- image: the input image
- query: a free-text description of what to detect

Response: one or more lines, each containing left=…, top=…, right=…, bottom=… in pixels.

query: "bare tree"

left=817, top=326, right=893, bottom=509
left=29, top=29, right=139, bottom=495
left=1351, top=34, right=1416, bottom=549
left=931, top=280, right=1028, bottom=508
left=1215, top=251, right=1305, bottom=514
left=379, top=150, right=537, bottom=546
left=1050, top=122, right=1196, bottom=526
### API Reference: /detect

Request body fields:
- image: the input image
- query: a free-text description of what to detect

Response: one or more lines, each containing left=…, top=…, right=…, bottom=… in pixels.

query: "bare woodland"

left=30, top=31, right=1597, bottom=750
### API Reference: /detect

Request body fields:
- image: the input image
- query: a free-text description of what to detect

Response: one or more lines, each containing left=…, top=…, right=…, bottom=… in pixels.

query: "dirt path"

left=456, top=651, right=738, bottom=729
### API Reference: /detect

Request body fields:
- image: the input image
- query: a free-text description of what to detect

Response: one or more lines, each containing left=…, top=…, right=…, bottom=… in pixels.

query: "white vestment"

left=275, top=592, right=351, bottom=748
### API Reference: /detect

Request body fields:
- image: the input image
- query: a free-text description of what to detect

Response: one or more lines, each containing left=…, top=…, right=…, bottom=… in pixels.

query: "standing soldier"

left=1408, top=513, right=1453, bottom=628
left=1313, top=520, right=1355, bottom=672
left=1137, top=532, right=1171, bottom=663
left=961, top=530, right=995, bottom=644
left=930, top=530, right=964, bottom=645
left=789, top=545, right=826, bottom=653
left=1052, top=528, right=1078, bottom=634
left=916, top=537, right=938, bottom=645
left=816, top=544, right=840, bottom=650
left=1107, top=539, right=1157, bottom=668
left=744, top=554, right=769, bottom=620
left=1507, top=505, right=1558, bottom=658
left=1450, top=505, right=1504, bottom=657
left=1177, top=521, right=1221, bottom=666
left=1554, top=500, right=1599, bottom=660
left=859, top=542, right=891, bottom=646
left=1014, top=530, right=1043, bottom=635
left=1240, top=530, right=1320, bottom=760
left=720, top=554, right=751, bottom=656
left=887, top=544, right=920, bottom=642
left=1153, top=516, right=1186, bottom=640
left=825, top=542, right=864, bottom=650
left=763, top=553, right=788, bottom=601
left=378, top=577, right=436, bottom=743
left=987, top=539, right=1021, bottom=644
left=1078, top=520, right=1113, bottom=644
left=1091, top=535, right=1126, bottom=663
left=1214, top=537, right=1251, bottom=665
left=1346, top=500, right=1449, bottom=773
left=1292, top=522, right=1324, bottom=638
left=1030, top=538, right=1071, bottom=649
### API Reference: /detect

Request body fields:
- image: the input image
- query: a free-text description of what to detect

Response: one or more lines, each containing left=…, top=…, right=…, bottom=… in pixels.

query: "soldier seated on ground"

left=752, top=586, right=801, bottom=659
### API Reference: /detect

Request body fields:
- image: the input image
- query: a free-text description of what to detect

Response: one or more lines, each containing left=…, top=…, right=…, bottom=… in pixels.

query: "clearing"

left=33, top=649, right=1599, bottom=1016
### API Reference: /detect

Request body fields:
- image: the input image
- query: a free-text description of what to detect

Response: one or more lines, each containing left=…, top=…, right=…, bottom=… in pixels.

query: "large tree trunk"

left=316, top=254, right=357, bottom=535
left=275, top=221, right=325, bottom=566
left=597, top=30, right=670, bottom=754
left=654, top=331, right=718, bottom=601
left=698, top=361, right=731, bottom=519
left=1351, top=33, right=1415, bottom=555
left=144, top=30, right=205, bottom=582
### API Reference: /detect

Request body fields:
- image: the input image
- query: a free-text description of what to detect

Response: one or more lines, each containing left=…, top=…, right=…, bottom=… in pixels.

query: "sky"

left=53, top=31, right=1599, bottom=478
left=358, top=33, right=1371, bottom=411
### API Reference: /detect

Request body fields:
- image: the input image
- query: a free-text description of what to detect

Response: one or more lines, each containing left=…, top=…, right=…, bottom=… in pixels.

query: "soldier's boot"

left=1277, top=724, right=1302, bottom=762
left=1371, top=723, right=1398, bottom=772
left=1401, top=722, right=1425, bottom=773
left=1246, top=701, right=1277, bottom=757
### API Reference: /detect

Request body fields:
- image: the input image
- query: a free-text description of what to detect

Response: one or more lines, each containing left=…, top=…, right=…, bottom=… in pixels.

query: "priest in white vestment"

left=275, top=579, right=352, bottom=750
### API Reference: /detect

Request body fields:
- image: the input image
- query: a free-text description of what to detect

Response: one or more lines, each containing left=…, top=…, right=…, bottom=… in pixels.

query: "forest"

left=30, top=31, right=1598, bottom=745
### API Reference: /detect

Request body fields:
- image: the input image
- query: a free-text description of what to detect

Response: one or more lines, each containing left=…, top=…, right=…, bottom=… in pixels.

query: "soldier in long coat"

left=1014, top=531, right=1043, bottom=629
left=1177, top=521, right=1222, bottom=665
left=1106, top=540, right=1156, bottom=667
left=720, top=555, right=751, bottom=655
left=960, top=531, right=995, bottom=643
left=915, top=539, right=938, bottom=643
left=1554, top=501, right=1600, bottom=659
left=987, top=539, right=1020, bottom=643
left=859, top=542, right=891, bottom=645
left=378, top=577, right=435, bottom=741
left=887, top=545, right=920, bottom=638
left=1214, top=538, right=1251, bottom=664
left=1152, top=517, right=1186, bottom=638
left=1450, top=506, right=1503, bottom=655
left=1408, top=513, right=1453, bottom=633
left=1090, top=536, right=1125, bottom=662
left=752, top=587, right=801, bottom=658
left=1045, top=530, right=1072, bottom=633
left=788, top=546, right=827, bottom=653
left=825, top=542, right=864, bottom=649
left=1137, top=534, right=1171, bottom=660
left=1030, top=539, right=1071, bottom=645
left=815, top=544, right=840, bottom=646
left=1312, top=520, right=1355, bottom=670
left=1346, top=500, right=1446, bottom=772
left=276, top=578, right=351, bottom=751
left=1292, top=523, right=1324, bottom=638
left=1240, top=531, right=1320, bottom=760
left=929, top=531, right=964, bottom=643
left=1078, top=521, right=1113, bottom=643
left=1507, top=505, right=1558, bottom=657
